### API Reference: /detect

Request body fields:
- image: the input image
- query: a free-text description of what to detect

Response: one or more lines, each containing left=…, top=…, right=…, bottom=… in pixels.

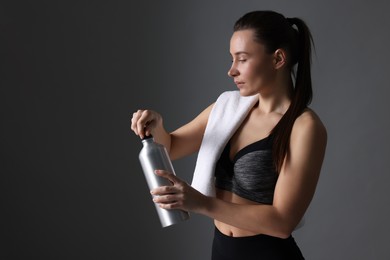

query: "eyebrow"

left=230, top=51, right=249, bottom=56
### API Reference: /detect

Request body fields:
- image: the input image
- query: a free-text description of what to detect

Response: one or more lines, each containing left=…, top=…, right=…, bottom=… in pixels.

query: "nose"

left=227, top=63, right=239, bottom=77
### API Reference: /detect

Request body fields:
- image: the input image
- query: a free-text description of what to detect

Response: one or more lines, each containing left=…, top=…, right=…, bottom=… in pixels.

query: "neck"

left=256, top=74, right=293, bottom=115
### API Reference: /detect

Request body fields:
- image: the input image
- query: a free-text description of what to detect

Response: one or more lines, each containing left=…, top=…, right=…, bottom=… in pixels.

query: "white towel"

left=191, top=90, right=259, bottom=196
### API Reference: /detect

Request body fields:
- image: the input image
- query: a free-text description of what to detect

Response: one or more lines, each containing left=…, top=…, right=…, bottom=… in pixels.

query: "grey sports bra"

left=214, top=134, right=278, bottom=204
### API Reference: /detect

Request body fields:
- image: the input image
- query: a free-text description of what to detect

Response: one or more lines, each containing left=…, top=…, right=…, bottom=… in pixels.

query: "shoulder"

left=291, top=108, right=327, bottom=147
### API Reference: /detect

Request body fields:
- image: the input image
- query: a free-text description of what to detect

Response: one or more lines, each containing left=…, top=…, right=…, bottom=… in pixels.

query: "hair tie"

left=286, top=17, right=300, bottom=34
left=286, top=17, right=295, bottom=27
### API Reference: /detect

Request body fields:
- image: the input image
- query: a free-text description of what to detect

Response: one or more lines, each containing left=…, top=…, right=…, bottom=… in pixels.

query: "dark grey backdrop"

left=1, top=0, right=389, bottom=259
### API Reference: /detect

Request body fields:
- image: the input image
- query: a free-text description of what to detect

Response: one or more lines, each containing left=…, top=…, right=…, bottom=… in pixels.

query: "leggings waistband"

left=212, top=226, right=305, bottom=260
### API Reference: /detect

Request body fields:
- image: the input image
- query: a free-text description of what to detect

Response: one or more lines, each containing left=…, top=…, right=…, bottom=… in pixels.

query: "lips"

left=234, top=81, right=245, bottom=86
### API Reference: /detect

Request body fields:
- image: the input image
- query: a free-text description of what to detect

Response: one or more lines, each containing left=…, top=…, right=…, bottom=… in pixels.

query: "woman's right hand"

left=130, top=109, right=163, bottom=139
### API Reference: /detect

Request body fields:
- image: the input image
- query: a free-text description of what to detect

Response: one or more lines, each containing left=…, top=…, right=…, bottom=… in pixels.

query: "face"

left=228, top=29, right=277, bottom=96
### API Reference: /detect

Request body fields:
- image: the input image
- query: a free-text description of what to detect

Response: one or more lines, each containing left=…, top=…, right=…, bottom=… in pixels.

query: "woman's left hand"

left=151, top=170, right=207, bottom=213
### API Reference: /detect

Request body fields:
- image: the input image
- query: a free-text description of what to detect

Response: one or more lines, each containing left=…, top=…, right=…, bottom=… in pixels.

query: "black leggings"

left=211, top=227, right=305, bottom=260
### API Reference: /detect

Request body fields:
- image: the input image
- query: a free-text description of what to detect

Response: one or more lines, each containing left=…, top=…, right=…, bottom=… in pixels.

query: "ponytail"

left=271, top=17, right=314, bottom=172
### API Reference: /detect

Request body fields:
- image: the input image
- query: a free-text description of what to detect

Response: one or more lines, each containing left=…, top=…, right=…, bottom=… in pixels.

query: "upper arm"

left=273, top=110, right=327, bottom=230
left=169, top=103, right=214, bottom=160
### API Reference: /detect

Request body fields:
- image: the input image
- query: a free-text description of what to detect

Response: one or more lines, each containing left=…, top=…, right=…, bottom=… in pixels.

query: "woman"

left=131, top=10, right=327, bottom=260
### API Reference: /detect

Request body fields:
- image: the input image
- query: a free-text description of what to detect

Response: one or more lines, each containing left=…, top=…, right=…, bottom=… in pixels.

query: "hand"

left=130, top=110, right=162, bottom=139
left=151, top=170, right=207, bottom=213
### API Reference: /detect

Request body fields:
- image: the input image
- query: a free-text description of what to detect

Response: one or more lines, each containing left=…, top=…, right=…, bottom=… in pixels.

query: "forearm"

left=199, top=197, right=295, bottom=238
left=151, top=123, right=194, bottom=160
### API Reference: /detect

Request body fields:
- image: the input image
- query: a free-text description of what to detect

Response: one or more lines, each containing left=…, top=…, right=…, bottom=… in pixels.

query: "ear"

left=273, top=49, right=287, bottom=69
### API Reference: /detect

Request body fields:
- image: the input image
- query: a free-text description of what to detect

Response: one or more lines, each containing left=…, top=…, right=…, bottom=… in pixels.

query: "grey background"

left=1, top=0, right=389, bottom=259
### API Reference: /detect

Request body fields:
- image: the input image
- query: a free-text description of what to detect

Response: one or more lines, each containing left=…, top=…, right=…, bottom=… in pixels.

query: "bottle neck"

left=141, top=136, right=154, bottom=145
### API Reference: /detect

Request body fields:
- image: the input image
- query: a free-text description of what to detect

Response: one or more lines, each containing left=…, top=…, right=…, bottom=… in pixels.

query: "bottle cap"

left=141, top=134, right=153, bottom=141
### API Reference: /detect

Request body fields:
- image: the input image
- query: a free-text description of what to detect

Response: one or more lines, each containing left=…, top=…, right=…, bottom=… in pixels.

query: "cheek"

left=254, top=61, right=275, bottom=79
left=247, top=63, right=268, bottom=80
left=246, top=63, right=276, bottom=87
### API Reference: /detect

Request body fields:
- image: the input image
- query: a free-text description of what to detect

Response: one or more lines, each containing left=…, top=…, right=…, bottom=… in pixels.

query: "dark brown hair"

left=234, top=10, right=314, bottom=172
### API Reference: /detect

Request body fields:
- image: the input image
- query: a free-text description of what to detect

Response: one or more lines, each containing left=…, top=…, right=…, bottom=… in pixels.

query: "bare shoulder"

left=291, top=108, right=327, bottom=146
left=294, top=108, right=327, bottom=135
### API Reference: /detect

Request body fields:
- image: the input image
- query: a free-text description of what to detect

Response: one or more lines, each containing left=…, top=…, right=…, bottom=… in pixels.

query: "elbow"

left=273, top=228, right=293, bottom=239
left=268, top=211, right=302, bottom=239
left=269, top=222, right=296, bottom=239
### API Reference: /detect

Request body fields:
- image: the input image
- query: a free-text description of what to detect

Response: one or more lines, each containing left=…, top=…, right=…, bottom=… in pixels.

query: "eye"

left=237, top=56, right=247, bottom=62
left=231, top=59, right=246, bottom=63
left=230, top=56, right=247, bottom=63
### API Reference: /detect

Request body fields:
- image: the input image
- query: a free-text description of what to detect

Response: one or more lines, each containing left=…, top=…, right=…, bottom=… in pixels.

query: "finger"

left=131, top=110, right=143, bottom=136
left=150, top=185, right=175, bottom=196
left=152, top=194, right=177, bottom=204
left=145, top=127, right=151, bottom=137
left=130, top=113, right=137, bottom=134
left=157, top=201, right=180, bottom=210
left=137, top=110, right=152, bottom=139
left=155, top=170, right=179, bottom=183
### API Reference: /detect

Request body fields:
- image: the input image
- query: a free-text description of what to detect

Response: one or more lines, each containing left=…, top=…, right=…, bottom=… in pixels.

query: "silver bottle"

left=138, top=135, right=190, bottom=228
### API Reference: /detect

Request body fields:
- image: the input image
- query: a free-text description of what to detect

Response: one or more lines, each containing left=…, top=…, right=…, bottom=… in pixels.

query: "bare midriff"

left=214, top=188, right=263, bottom=237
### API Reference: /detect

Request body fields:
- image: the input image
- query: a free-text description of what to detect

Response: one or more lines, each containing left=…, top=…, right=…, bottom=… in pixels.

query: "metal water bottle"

left=138, top=135, right=190, bottom=228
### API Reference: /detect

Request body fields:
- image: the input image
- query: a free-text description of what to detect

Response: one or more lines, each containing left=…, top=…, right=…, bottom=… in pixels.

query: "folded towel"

left=191, top=91, right=259, bottom=196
